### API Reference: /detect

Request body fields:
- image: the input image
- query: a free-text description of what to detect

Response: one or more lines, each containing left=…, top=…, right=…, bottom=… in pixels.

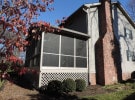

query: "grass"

left=81, top=82, right=135, bottom=100
left=0, top=80, right=5, bottom=90
left=82, top=90, right=135, bottom=100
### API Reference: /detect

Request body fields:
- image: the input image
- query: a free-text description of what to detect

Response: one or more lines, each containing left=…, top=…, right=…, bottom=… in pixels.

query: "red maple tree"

left=0, top=0, right=55, bottom=55
left=0, top=0, right=57, bottom=82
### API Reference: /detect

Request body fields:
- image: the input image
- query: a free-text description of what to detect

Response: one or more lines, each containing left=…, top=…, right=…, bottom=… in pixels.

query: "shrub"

left=38, top=85, right=47, bottom=94
left=62, top=78, right=76, bottom=93
left=75, top=79, right=86, bottom=91
left=47, top=80, right=63, bottom=95
left=131, top=71, right=135, bottom=79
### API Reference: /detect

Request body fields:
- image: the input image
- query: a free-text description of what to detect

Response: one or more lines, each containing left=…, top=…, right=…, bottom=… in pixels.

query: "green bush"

left=75, top=79, right=86, bottom=91
left=38, top=85, right=47, bottom=94
left=62, top=78, right=76, bottom=93
left=47, top=80, right=63, bottom=95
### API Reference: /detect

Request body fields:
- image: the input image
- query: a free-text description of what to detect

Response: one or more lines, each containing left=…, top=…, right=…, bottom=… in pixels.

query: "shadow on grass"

left=9, top=72, right=35, bottom=90
left=26, top=93, right=95, bottom=100
left=120, top=78, right=135, bottom=100
left=123, top=92, right=135, bottom=100
left=121, top=78, right=135, bottom=84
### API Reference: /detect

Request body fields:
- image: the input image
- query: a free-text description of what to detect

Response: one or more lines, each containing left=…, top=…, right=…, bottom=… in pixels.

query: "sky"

left=36, top=0, right=129, bottom=26
left=21, top=0, right=129, bottom=60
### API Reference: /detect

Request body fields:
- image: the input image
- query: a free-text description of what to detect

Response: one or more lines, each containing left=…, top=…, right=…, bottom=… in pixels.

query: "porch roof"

left=53, top=26, right=90, bottom=39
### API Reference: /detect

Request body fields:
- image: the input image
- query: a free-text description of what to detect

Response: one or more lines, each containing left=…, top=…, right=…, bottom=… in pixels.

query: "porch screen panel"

left=61, top=56, right=74, bottom=67
left=42, top=54, right=59, bottom=67
left=76, top=39, right=87, bottom=57
left=43, top=33, right=59, bottom=53
left=42, top=32, right=88, bottom=68
left=76, top=57, right=87, bottom=68
left=42, top=33, right=60, bottom=67
left=61, top=36, right=74, bottom=55
left=76, top=39, right=87, bottom=68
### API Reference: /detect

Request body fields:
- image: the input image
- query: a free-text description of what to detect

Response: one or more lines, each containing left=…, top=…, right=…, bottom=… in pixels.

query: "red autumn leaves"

left=0, top=0, right=54, bottom=56
left=0, top=0, right=54, bottom=81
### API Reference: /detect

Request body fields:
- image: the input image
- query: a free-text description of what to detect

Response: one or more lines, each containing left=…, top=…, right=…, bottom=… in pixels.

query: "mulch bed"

left=0, top=81, right=39, bottom=100
left=0, top=81, right=114, bottom=100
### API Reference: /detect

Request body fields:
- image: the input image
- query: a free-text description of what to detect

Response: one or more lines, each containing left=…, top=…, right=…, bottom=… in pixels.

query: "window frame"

left=41, top=32, right=88, bottom=68
left=126, top=50, right=135, bottom=62
left=124, top=28, right=133, bottom=40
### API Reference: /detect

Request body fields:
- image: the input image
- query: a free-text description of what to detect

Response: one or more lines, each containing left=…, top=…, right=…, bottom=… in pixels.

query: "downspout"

left=39, top=32, right=44, bottom=87
left=83, top=6, right=91, bottom=85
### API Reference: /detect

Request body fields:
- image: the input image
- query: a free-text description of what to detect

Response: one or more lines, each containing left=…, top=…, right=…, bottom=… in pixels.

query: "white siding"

left=113, top=6, right=135, bottom=73
left=88, top=7, right=99, bottom=73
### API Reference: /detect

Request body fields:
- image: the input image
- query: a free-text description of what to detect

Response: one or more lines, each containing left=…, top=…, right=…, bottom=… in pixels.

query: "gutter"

left=52, top=26, right=90, bottom=39
left=112, top=2, right=135, bottom=28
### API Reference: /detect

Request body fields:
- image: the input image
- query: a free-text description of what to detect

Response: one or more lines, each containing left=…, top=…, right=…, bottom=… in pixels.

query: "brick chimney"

left=95, top=0, right=121, bottom=85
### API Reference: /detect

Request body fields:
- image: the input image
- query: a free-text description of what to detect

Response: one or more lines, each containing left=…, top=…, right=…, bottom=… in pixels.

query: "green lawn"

left=82, top=90, right=135, bottom=100
left=0, top=80, right=5, bottom=90
left=81, top=83, right=135, bottom=100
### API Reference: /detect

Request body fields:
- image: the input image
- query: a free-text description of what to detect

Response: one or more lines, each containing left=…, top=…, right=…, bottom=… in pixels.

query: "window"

left=61, top=56, right=74, bottom=67
left=132, top=54, right=135, bottom=61
left=124, top=28, right=133, bottom=40
left=42, top=33, right=60, bottom=67
left=126, top=50, right=135, bottom=61
left=76, top=39, right=87, bottom=57
left=42, top=54, right=59, bottom=67
left=43, top=33, right=59, bottom=53
left=61, top=36, right=74, bottom=55
left=42, top=33, right=87, bottom=68
left=35, top=40, right=41, bottom=55
left=76, top=57, right=87, bottom=68
left=29, top=55, right=40, bottom=67
left=34, top=56, right=40, bottom=66
left=30, top=59, right=33, bottom=67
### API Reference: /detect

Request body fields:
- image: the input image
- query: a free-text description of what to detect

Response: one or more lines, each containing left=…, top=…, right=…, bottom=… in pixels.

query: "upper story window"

left=124, top=28, right=133, bottom=40
left=126, top=50, right=135, bottom=61
left=42, top=32, right=88, bottom=68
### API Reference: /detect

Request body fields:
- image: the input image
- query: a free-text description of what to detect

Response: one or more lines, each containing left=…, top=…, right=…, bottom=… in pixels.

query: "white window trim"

left=124, top=28, right=133, bottom=40
left=41, top=32, right=89, bottom=69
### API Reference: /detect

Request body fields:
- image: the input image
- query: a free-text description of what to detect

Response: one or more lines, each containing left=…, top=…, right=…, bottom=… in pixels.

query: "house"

left=25, top=1, right=135, bottom=87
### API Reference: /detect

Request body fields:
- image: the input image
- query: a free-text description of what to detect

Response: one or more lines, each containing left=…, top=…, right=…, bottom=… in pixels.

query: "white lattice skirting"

left=40, top=72, right=89, bottom=86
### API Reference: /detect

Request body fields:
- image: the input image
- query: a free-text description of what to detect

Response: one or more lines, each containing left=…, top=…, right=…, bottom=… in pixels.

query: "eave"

left=112, top=2, right=135, bottom=28
left=53, top=26, right=90, bottom=39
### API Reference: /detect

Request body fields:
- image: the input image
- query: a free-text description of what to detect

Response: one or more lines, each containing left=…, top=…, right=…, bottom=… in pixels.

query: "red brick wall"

left=122, top=73, right=131, bottom=80
left=89, top=73, right=96, bottom=85
left=95, top=0, right=121, bottom=85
